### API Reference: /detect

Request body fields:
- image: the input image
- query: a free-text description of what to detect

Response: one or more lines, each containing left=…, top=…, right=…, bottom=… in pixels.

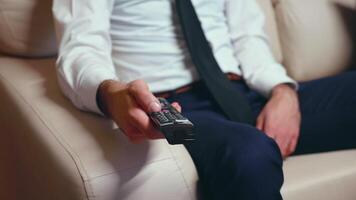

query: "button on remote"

left=153, top=112, right=169, bottom=123
left=163, top=110, right=176, bottom=121
left=173, top=112, right=185, bottom=120
left=150, top=98, right=195, bottom=145
left=159, top=98, right=171, bottom=107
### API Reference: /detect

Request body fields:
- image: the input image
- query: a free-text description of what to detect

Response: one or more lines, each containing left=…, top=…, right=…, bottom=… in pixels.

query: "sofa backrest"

left=275, top=0, right=356, bottom=81
left=0, top=0, right=57, bottom=57
left=0, top=0, right=354, bottom=81
left=257, top=0, right=284, bottom=63
left=0, top=0, right=282, bottom=60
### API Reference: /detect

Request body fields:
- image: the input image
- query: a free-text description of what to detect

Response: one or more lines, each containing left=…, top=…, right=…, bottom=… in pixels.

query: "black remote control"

left=149, top=98, right=195, bottom=145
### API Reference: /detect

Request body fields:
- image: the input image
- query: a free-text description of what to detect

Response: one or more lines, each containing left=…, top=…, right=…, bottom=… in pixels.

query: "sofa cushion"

left=1, top=56, right=356, bottom=200
left=0, top=57, right=198, bottom=199
left=0, top=0, right=57, bottom=57
left=275, top=0, right=356, bottom=81
left=257, top=0, right=283, bottom=62
left=0, top=0, right=280, bottom=61
left=283, top=150, right=356, bottom=200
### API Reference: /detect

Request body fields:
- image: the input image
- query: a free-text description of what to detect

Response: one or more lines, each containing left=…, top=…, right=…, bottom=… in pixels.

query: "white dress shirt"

left=53, top=0, right=297, bottom=115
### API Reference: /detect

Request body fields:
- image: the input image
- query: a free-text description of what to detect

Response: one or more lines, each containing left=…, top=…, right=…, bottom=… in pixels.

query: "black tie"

left=175, top=0, right=255, bottom=124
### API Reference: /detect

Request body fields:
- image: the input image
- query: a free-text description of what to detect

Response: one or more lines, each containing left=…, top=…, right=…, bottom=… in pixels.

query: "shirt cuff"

left=247, top=63, right=299, bottom=98
left=78, top=67, right=118, bottom=115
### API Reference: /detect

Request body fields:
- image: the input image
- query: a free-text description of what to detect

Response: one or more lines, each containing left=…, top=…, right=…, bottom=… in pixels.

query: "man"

left=53, top=0, right=356, bottom=199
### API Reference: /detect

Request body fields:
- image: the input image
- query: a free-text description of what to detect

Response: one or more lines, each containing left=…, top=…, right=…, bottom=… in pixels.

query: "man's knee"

left=210, top=125, right=284, bottom=199
left=222, top=126, right=282, bottom=175
left=184, top=113, right=283, bottom=179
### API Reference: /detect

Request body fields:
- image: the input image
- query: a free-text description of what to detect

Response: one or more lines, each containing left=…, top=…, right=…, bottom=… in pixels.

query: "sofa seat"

left=1, top=57, right=356, bottom=200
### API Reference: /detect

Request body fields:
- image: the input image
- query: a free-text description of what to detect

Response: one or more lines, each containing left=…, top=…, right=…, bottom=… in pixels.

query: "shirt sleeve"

left=53, top=0, right=118, bottom=115
left=225, top=0, right=298, bottom=98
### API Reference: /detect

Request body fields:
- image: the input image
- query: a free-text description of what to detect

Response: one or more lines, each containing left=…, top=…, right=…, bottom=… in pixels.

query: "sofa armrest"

left=0, top=57, right=198, bottom=200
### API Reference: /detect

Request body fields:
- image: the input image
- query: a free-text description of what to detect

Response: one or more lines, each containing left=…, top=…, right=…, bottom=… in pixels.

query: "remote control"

left=149, top=98, right=195, bottom=145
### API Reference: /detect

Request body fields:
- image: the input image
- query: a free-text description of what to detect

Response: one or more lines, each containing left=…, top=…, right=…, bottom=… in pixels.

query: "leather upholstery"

left=275, top=0, right=356, bottom=81
left=0, top=0, right=57, bottom=57
left=0, top=0, right=355, bottom=199
left=1, top=57, right=356, bottom=200
left=257, top=0, right=284, bottom=62
left=0, top=57, right=198, bottom=200
left=0, top=0, right=282, bottom=61
left=283, top=150, right=356, bottom=200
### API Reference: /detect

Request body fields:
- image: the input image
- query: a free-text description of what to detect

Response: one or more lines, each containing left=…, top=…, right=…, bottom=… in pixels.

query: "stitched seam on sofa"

left=28, top=96, right=95, bottom=198
left=0, top=73, right=92, bottom=200
left=168, top=146, right=194, bottom=200
left=86, top=157, right=173, bottom=181
left=0, top=11, right=26, bottom=46
left=0, top=11, right=15, bottom=51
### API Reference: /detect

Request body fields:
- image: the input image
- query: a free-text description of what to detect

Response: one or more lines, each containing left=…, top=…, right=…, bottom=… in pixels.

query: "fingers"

left=264, top=123, right=295, bottom=158
left=287, top=134, right=299, bottom=155
left=256, top=115, right=264, bottom=131
left=275, top=137, right=290, bottom=158
left=126, top=80, right=163, bottom=139
left=114, top=79, right=184, bottom=143
left=122, top=117, right=164, bottom=143
left=271, top=132, right=299, bottom=158
left=124, top=125, right=146, bottom=144
left=127, top=106, right=164, bottom=139
left=105, top=79, right=167, bottom=144
left=171, top=102, right=182, bottom=112
left=128, top=80, right=161, bottom=112
left=125, top=101, right=181, bottom=141
left=262, top=130, right=287, bottom=158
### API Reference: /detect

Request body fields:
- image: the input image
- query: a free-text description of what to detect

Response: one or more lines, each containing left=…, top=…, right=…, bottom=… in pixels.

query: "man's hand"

left=256, top=84, right=301, bottom=158
left=98, top=79, right=181, bottom=143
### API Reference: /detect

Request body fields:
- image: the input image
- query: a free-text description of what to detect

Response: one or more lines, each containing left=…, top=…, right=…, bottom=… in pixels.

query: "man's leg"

left=169, top=89, right=284, bottom=200
left=232, top=71, right=356, bottom=155
left=295, top=71, right=356, bottom=154
left=167, top=71, right=356, bottom=199
left=185, top=111, right=283, bottom=200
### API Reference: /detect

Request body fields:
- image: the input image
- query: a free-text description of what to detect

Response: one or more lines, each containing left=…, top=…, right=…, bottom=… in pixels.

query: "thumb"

left=256, top=116, right=264, bottom=131
left=128, top=80, right=161, bottom=112
left=171, top=102, right=182, bottom=113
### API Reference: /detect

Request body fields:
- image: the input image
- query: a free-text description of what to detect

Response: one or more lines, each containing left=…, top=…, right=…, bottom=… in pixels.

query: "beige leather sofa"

left=0, top=0, right=355, bottom=199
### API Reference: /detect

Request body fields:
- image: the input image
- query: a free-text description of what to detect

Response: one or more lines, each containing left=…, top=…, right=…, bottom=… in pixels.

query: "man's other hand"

left=256, top=84, right=301, bottom=158
left=98, top=79, right=181, bottom=143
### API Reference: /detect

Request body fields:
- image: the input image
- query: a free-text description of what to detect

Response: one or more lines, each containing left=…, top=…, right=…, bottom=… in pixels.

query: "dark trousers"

left=167, top=71, right=356, bottom=200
